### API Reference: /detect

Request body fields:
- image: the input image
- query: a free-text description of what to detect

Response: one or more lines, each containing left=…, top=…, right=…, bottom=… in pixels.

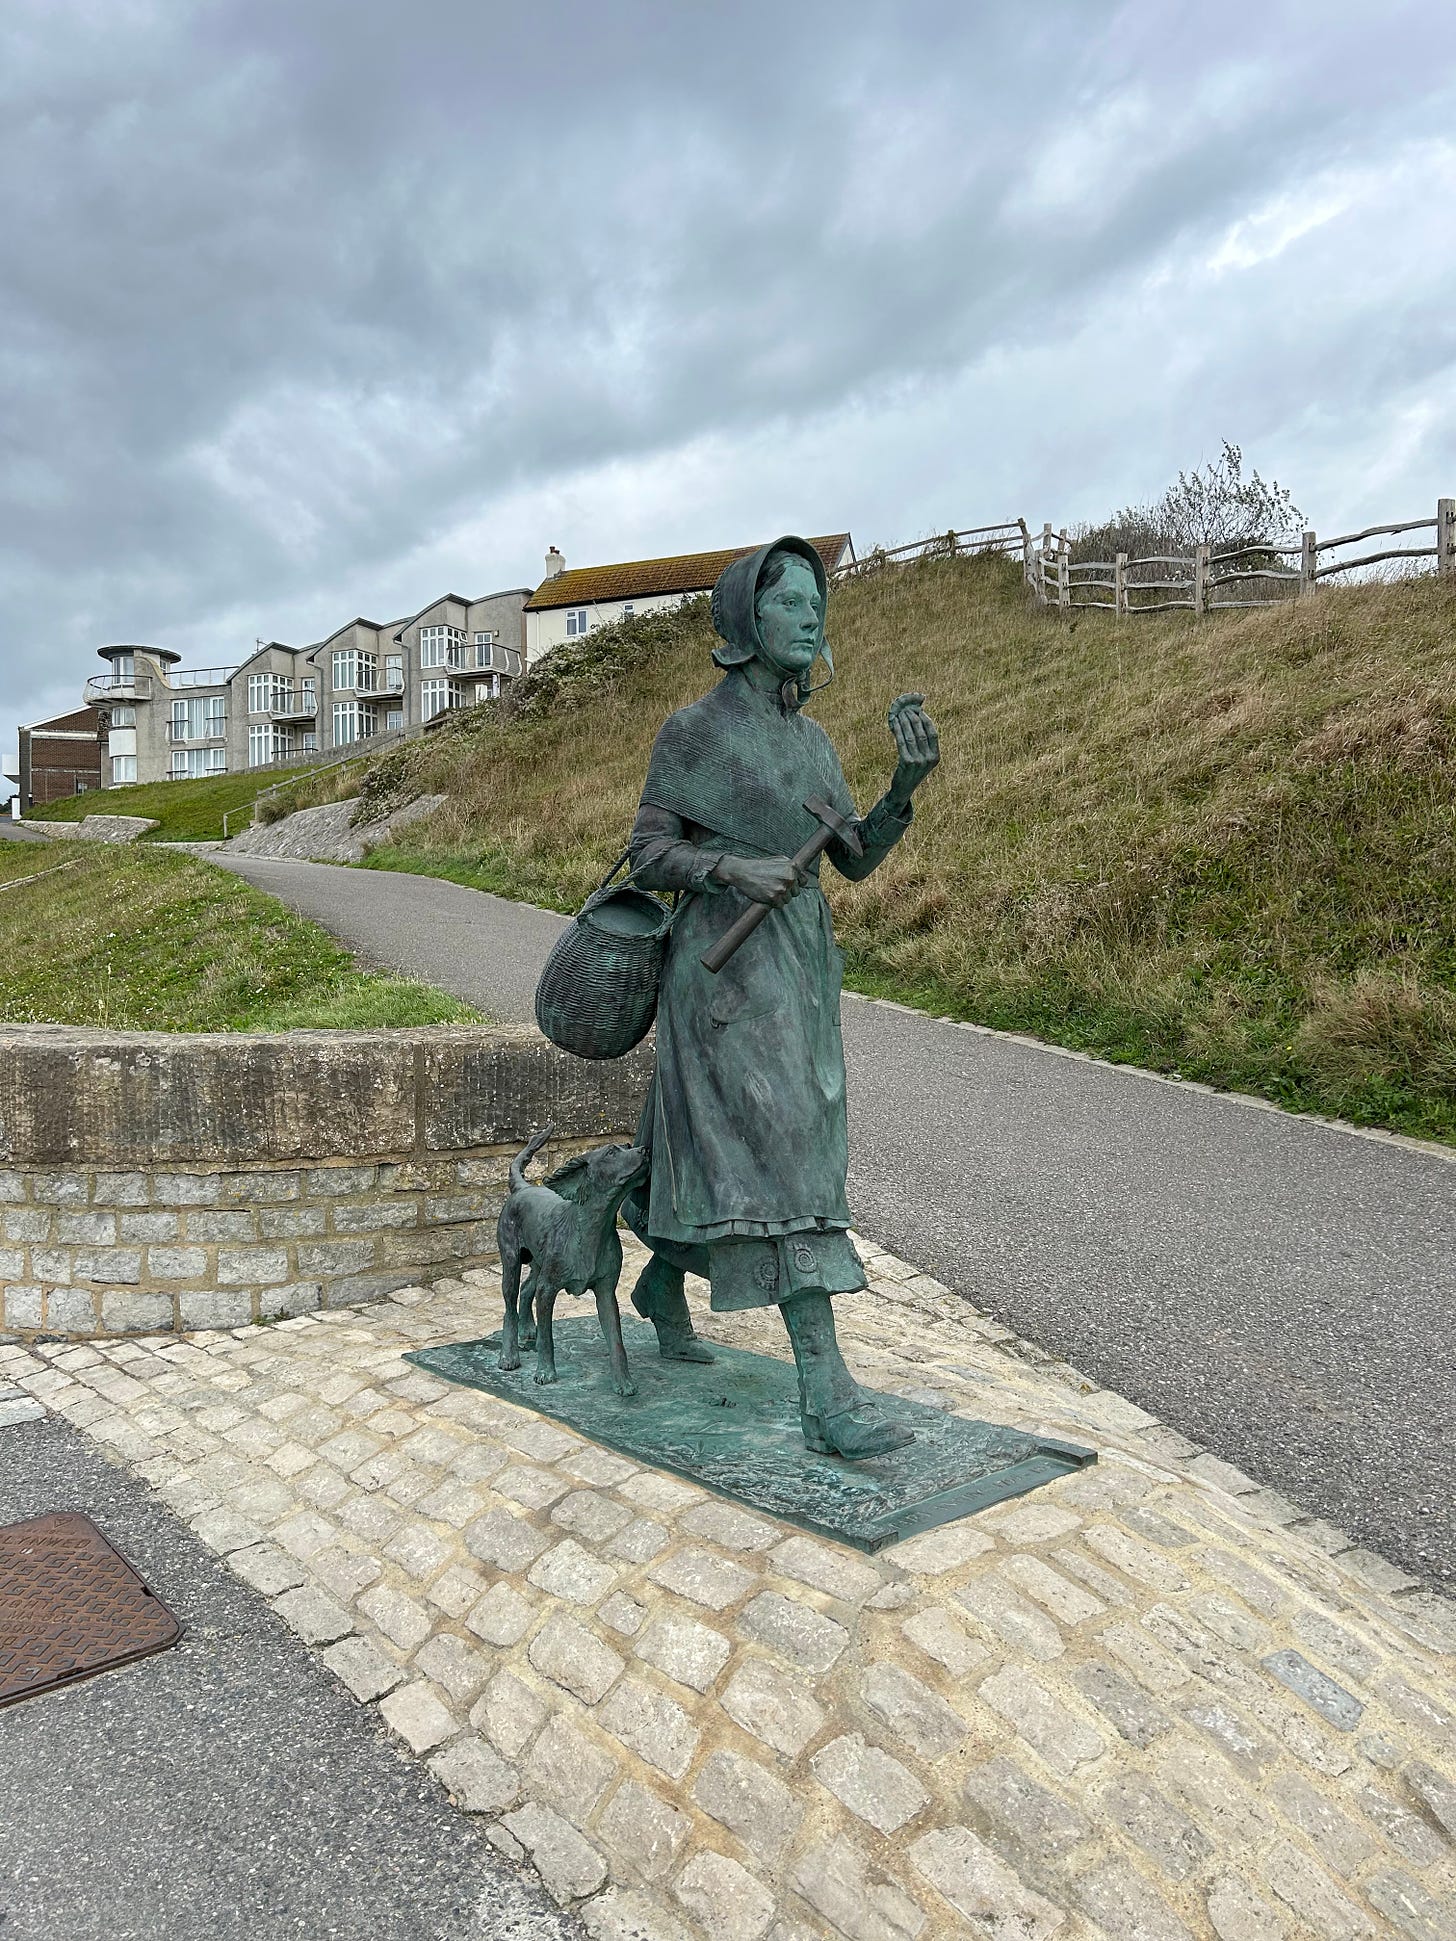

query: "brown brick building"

left=8, top=706, right=103, bottom=811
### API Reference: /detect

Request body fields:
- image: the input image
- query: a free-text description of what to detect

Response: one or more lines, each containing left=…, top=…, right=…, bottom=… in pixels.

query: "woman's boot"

left=780, top=1290, right=914, bottom=1459
left=630, top=1253, right=714, bottom=1363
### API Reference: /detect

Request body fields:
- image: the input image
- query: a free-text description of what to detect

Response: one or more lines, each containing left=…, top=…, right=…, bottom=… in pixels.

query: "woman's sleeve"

left=629, top=801, right=728, bottom=895
left=826, top=794, right=914, bottom=881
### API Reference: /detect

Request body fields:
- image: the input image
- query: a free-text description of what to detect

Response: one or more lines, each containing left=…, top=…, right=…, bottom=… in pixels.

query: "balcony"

left=170, top=665, right=239, bottom=689
left=167, top=722, right=227, bottom=744
left=85, top=674, right=152, bottom=704
left=270, top=695, right=319, bottom=720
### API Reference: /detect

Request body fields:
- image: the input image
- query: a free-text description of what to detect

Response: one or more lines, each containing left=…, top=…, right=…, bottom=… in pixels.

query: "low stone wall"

left=225, top=794, right=445, bottom=862
left=0, top=1026, right=649, bottom=1338
left=30, top=814, right=159, bottom=842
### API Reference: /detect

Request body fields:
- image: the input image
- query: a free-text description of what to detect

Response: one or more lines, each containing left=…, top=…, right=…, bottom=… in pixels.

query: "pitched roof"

left=524, top=535, right=852, bottom=612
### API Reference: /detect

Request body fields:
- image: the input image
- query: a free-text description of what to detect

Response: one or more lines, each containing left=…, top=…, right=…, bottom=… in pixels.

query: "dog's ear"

left=541, top=1154, right=590, bottom=1203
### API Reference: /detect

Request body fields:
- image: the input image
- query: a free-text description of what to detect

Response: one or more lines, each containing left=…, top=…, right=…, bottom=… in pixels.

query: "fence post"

left=1020, top=518, right=1033, bottom=589
left=1058, top=530, right=1070, bottom=614
left=1438, top=498, right=1455, bottom=578
left=1193, top=543, right=1209, bottom=616
left=1299, top=530, right=1317, bottom=596
left=1114, top=552, right=1127, bottom=619
left=1038, top=523, right=1053, bottom=606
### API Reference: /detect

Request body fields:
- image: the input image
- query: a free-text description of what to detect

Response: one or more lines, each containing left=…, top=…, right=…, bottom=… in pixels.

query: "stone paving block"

left=525, top=1713, right=620, bottom=1822
left=599, top=1778, right=692, bottom=1883
left=272, top=1584, right=354, bottom=1645
left=691, top=1750, right=802, bottom=1866
left=529, top=1612, right=625, bottom=1704
left=790, top=1835, right=926, bottom=1941
left=414, top=1632, right=493, bottom=1706
left=908, top=1824, right=1063, bottom=1940
left=598, top=1678, right=699, bottom=1781
left=1204, top=1873, right=1290, bottom=1941
left=651, top=1547, right=758, bottom=1613
left=1261, top=1648, right=1364, bottom=1731
left=610, top=1518, right=671, bottom=1565
left=979, top=1666, right=1106, bottom=1778
left=358, top=1582, right=434, bottom=1651
left=719, top=1658, right=826, bottom=1759
left=1362, top=1868, right=1454, bottom=1941
left=1100, top=1619, right=1194, bottom=1694
left=471, top=1669, right=549, bottom=1760
left=320, top=1633, right=407, bottom=1703
left=1083, top=1524, right=1191, bottom=1594
left=496, top=1463, right=574, bottom=1511
left=860, top=1662, right=969, bottom=1761
left=1099, top=1773, right=1212, bottom=1880
left=899, top=1607, right=991, bottom=1678
left=955, top=1568, right=1066, bottom=1661
left=501, top=1801, right=608, bottom=1903
left=673, top=1851, right=776, bottom=1941
left=552, top=1490, right=636, bottom=1544
left=634, top=1616, right=731, bottom=1695
left=467, top=1581, right=538, bottom=1647
left=739, top=1592, right=847, bottom=1673
left=600, top=1592, right=647, bottom=1637
left=768, top=1535, right=883, bottom=1604
left=1073, top=1859, right=1193, bottom=1940
left=529, top=1538, right=619, bottom=1606
left=882, top=1523, right=994, bottom=1575
left=1403, top=1760, right=1456, bottom=1841
left=465, top=1508, right=550, bottom=1572
left=1356, top=1785, right=1449, bottom=1870
left=380, top=1681, right=459, bottom=1755
left=1001, top=1553, right=1106, bottom=1626
left=680, top=1502, right=778, bottom=1553
left=1261, top=1837, right=1378, bottom=1939
left=811, top=1734, right=928, bottom=1835
left=1068, top=1660, right=1171, bottom=1749
left=961, top=1752, right=1090, bottom=1861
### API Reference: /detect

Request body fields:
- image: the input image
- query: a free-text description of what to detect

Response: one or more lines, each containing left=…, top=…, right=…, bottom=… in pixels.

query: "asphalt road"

left=215, top=855, right=1456, bottom=1593
left=0, top=1413, right=577, bottom=1941
left=0, top=821, right=55, bottom=843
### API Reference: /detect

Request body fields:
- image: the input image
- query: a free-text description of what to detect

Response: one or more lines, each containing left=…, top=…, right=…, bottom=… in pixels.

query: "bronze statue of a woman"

left=621, top=535, right=940, bottom=1459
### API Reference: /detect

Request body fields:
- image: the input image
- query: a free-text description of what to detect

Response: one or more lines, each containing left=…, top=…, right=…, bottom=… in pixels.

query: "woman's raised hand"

left=887, top=692, right=940, bottom=809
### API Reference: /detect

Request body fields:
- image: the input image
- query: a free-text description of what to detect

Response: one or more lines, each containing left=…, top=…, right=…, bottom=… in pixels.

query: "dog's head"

left=545, top=1142, right=649, bottom=1207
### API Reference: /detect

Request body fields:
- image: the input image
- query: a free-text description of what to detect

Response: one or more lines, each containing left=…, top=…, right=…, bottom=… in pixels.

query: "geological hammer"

left=701, top=796, right=862, bottom=974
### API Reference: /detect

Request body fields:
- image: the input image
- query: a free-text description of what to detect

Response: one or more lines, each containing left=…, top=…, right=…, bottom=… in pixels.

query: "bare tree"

left=1072, top=443, right=1304, bottom=578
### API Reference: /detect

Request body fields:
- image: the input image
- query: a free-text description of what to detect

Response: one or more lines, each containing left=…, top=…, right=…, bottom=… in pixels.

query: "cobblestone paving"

left=3, top=1238, right=1454, bottom=1941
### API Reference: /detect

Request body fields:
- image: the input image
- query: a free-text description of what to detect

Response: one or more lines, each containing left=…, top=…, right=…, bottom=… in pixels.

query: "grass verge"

left=24, top=765, right=322, bottom=843
left=280, top=556, right=1456, bottom=1144
left=0, top=842, right=478, bottom=1031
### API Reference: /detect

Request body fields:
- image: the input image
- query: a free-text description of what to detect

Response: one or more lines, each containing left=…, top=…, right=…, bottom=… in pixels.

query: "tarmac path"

left=217, top=854, right=1456, bottom=1594
left=0, top=1413, right=578, bottom=1941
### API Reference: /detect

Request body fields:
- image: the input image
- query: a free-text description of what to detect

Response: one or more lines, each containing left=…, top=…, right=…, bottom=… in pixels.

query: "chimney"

left=544, top=546, right=565, bottom=580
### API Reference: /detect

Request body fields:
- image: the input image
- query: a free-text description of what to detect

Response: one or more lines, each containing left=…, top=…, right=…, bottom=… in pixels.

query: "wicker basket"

left=534, top=852, right=678, bottom=1060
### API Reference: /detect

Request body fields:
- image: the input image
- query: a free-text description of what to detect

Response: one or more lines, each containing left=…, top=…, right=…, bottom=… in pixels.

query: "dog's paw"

left=533, top=1368, right=558, bottom=1386
left=498, top=1352, right=521, bottom=1372
left=613, top=1378, right=638, bottom=1398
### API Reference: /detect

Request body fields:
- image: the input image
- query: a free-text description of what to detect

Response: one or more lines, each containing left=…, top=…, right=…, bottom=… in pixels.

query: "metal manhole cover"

left=0, top=1511, right=182, bottom=1709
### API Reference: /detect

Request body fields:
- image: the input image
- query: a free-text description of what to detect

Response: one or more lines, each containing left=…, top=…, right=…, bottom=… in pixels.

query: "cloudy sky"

left=4, top=0, right=1454, bottom=784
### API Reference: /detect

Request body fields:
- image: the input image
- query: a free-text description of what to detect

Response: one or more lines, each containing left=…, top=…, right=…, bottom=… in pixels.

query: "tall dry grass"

left=351, top=554, right=1456, bottom=1141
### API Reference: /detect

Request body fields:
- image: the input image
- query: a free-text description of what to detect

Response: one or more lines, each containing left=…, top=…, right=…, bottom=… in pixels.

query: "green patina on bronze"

left=407, top=1318, right=1094, bottom=1553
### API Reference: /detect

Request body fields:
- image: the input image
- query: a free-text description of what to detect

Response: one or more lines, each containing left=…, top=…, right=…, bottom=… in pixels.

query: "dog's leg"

left=594, top=1281, right=637, bottom=1398
left=498, top=1249, right=523, bottom=1372
left=534, top=1286, right=560, bottom=1386
left=519, top=1264, right=540, bottom=1351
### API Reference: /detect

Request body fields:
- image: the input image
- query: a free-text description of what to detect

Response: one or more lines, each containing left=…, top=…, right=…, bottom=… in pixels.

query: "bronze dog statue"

left=497, top=1128, right=649, bottom=1396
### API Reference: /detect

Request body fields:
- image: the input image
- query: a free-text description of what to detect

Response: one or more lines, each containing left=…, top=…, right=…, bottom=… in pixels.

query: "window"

left=108, top=705, right=136, bottom=727
left=248, top=725, right=275, bottom=769
left=420, top=624, right=466, bottom=669
left=475, top=674, right=502, bottom=702
left=169, top=747, right=226, bottom=779
left=565, top=609, right=589, bottom=637
left=112, top=653, right=135, bottom=680
left=622, top=604, right=634, bottom=619
left=420, top=678, right=453, bottom=720
left=330, top=648, right=377, bottom=692
left=383, top=655, right=404, bottom=691
left=170, top=695, right=226, bottom=741
left=110, top=755, right=137, bottom=785
left=385, top=708, right=404, bottom=732
left=248, top=672, right=295, bottom=714
left=332, top=701, right=378, bottom=746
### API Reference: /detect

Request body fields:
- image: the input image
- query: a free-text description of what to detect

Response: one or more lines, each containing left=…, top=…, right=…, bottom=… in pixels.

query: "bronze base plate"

left=0, top=1512, right=183, bottom=1709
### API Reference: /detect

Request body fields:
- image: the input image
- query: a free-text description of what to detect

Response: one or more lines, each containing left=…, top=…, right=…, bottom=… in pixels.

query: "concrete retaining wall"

left=0, top=1026, right=650, bottom=1338
left=29, top=814, right=159, bottom=842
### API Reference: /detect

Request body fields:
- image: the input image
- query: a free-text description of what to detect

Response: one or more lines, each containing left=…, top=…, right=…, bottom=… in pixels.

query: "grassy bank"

left=24, top=764, right=321, bottom=843
left=284, top=556, right=1456, bottom=1142
left=0, top=842, right=477, bottom=1031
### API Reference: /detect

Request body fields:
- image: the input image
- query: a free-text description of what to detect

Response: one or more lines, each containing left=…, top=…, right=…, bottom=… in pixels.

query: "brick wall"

left=0, top=1025, right=650, bottom=1340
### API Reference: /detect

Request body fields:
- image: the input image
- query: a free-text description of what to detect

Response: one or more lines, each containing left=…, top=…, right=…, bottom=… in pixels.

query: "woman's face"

left=754, top=555, right=823, bottom=675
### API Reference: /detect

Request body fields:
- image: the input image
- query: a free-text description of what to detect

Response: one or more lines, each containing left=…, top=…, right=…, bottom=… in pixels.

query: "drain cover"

left=0, top=1512, right=182, bottom=1709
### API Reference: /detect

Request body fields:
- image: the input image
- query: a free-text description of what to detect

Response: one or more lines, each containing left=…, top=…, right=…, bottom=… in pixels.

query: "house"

left=9, top=705, right=104, bottom=811
left=522, top=535, right=854, bottom=663
left=65, top=586, right=532, bottom=791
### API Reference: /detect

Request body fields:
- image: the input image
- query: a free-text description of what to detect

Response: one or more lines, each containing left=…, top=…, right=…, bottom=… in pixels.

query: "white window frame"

left=420, top=678, right=452, bottom=720
left=565, top=609, right=589, bottom=637
left=108, top=705, right=136, bottom=727
left=110, top=755, right=137, bottom=785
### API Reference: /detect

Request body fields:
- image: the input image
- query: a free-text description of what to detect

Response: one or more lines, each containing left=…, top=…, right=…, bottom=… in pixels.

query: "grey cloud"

left=3, top=0, right=1454, bottom=779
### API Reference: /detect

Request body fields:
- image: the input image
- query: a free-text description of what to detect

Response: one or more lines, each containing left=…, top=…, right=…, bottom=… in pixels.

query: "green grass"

left=25, top=764, right=322, bottom=843
left=276, top=557, right=1456, bottom=1145
left=0, top=843, right=479, bottom=1031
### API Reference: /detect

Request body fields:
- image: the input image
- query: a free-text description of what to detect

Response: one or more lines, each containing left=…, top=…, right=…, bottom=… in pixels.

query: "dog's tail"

left=509, top=1125, right=555, bottom=1195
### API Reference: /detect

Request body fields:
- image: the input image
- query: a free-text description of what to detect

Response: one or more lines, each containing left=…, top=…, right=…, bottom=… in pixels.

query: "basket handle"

left=576, top=845, right=696, bottom=931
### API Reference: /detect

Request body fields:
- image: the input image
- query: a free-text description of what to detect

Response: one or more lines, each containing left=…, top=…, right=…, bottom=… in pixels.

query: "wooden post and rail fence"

left=835, top=501, right=1456, bottom=617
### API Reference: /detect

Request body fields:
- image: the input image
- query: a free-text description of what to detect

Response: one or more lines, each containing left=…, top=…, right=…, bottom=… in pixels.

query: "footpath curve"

left=213, top=854, right=1456, bottom=1595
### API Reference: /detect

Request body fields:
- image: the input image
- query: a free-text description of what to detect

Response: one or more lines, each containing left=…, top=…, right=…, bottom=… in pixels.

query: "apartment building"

left=522, top=535, right=854, bottom=662
left=70, top=587, right=530, bottom=791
